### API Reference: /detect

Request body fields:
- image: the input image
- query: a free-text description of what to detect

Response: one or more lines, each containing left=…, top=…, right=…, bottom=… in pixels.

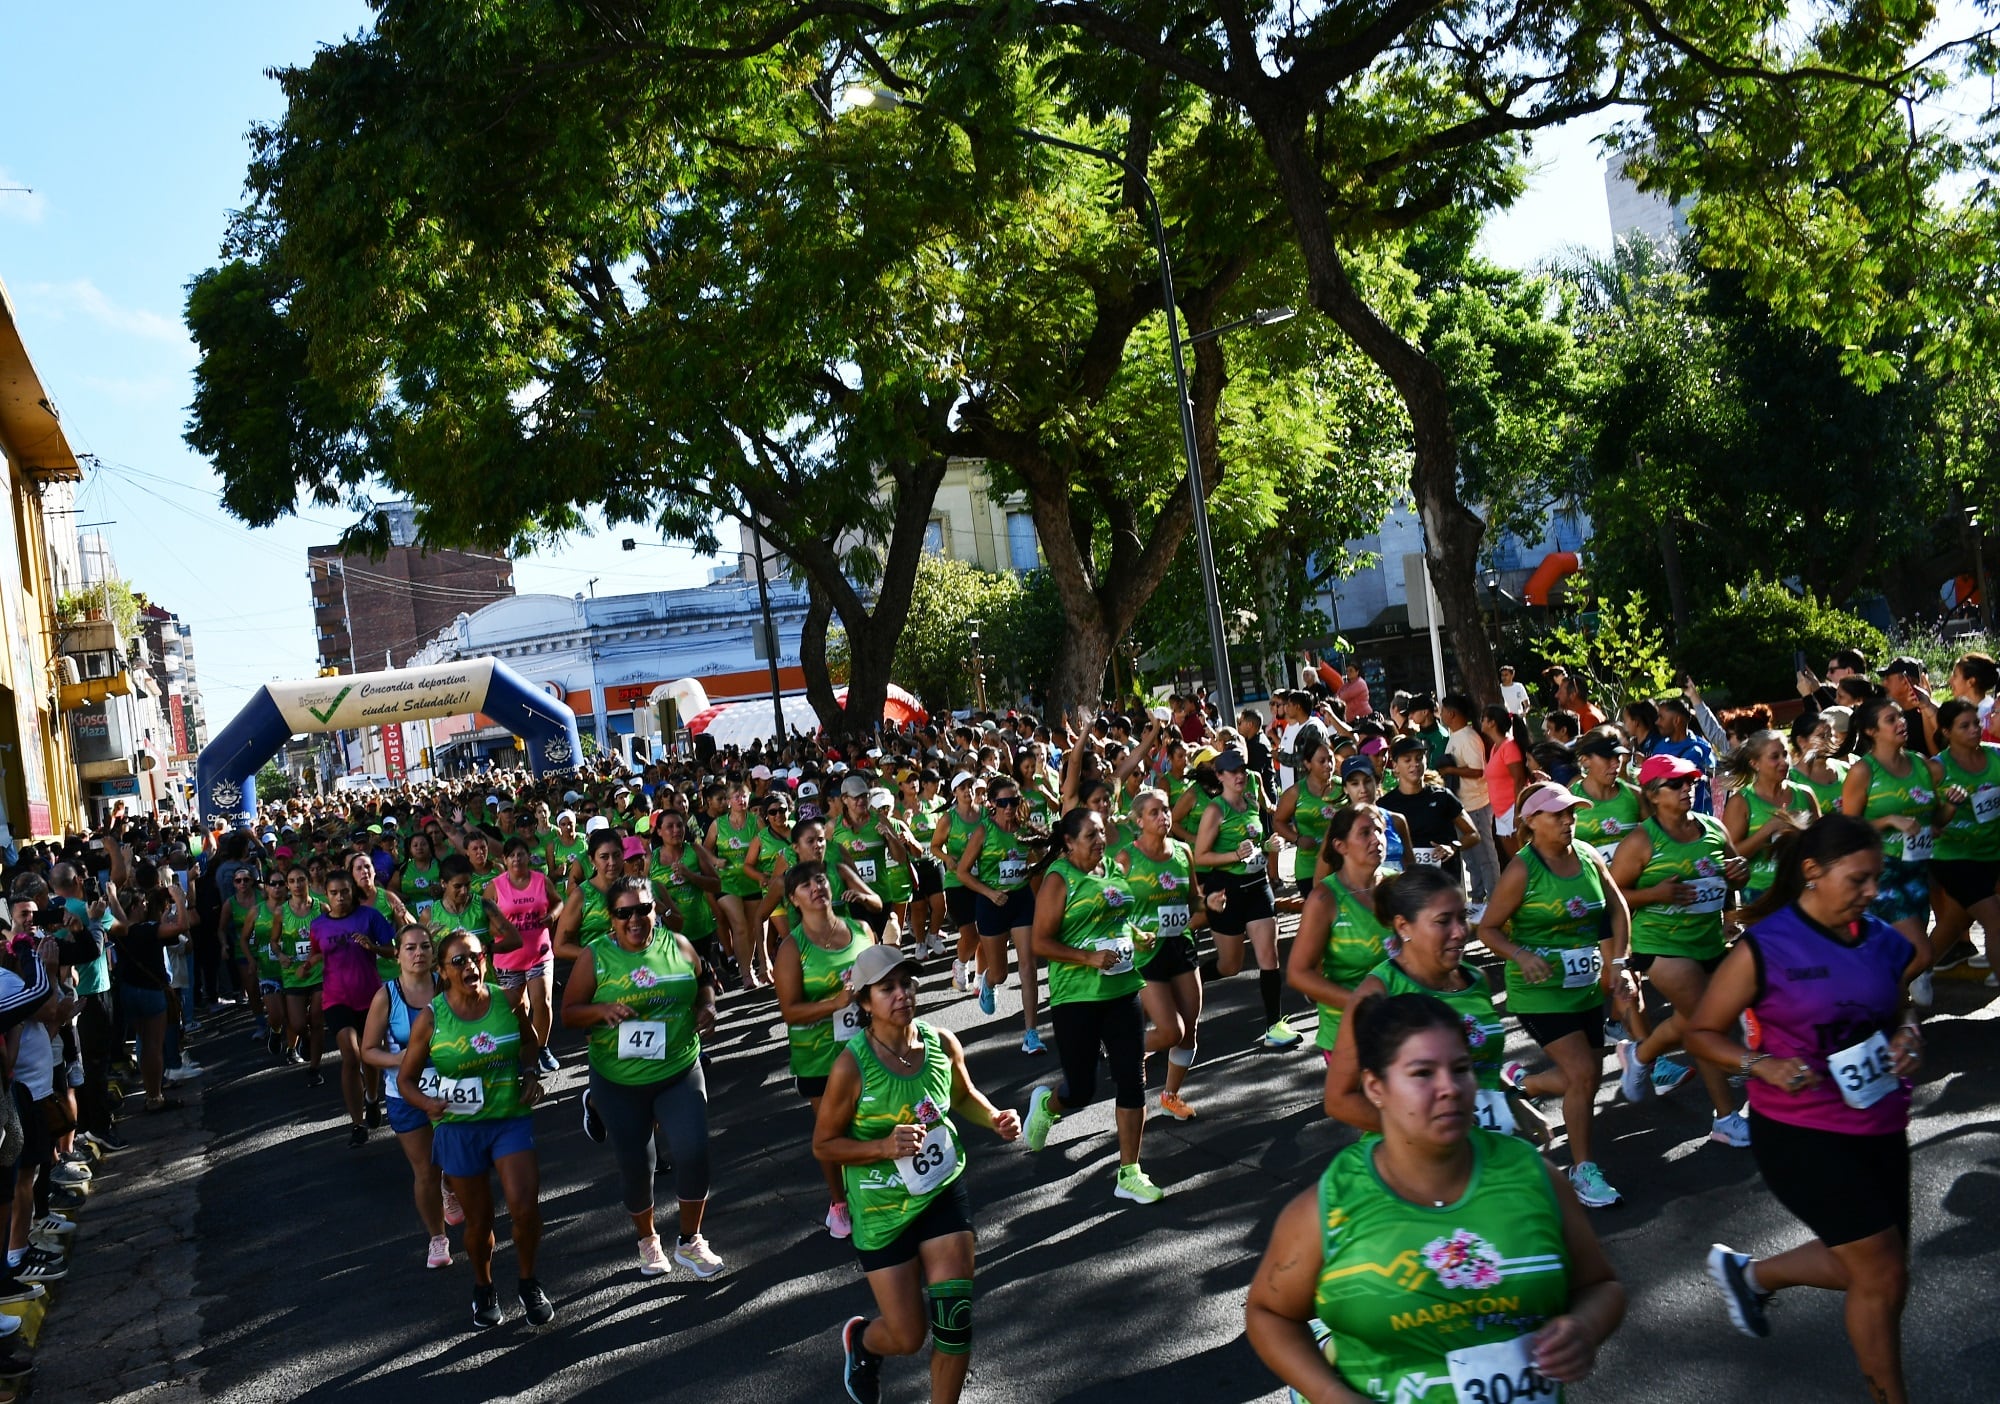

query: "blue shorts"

left=1869, top=857, right=1931, bottom=926
left=432, top=1115, right=535, bottom=1178
left=123, top=986, right=168, bottom=1019
left=385, top=1096, right=431, bottom=1136
left=975, top=887, right=1034, bottom=937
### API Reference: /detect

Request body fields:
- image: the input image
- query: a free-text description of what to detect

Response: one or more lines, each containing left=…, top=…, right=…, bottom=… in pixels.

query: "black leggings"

left=588, top=1061, right=712, bottom=1215
left=1051, top=994, right=1146, bottom=1110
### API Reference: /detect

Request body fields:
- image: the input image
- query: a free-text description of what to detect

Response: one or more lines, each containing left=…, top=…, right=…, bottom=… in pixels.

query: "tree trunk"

left=1050, top=612, right=1116, bottom=722
left=1657, top=514, right=1691, bottom=646
left=1257, top=119, right=1498, bottom=706
left=797, top=586, right=839, bottom=740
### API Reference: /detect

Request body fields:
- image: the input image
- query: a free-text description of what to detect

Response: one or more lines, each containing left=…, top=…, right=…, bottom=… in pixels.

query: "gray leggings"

left=589, top=1060, right=712, bottom=1215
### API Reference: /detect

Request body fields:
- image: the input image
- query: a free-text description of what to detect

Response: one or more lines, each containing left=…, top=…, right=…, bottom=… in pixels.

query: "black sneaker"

left=841, top=1315, right=881, bottom=1404
left=472, top=1284, right=503, bottom=1329
left=581, top=1088, right=606, bottom=1144
left=363, top=1100, right=383, bottom=1130
left=347, top=1124, right=369, bottom=1149
left=518, top=1277, right=554, bottom=1327
left=306, top=1069, right=324, bottom=1089
left=266, top=1028, right=283, bottom=1058
left=1707, top=1244, right=1772, bottom=1338
left=15, top=1248, right=65, bottom=1283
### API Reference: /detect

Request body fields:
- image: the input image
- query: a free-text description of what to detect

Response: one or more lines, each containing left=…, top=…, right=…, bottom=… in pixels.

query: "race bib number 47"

left=617, top=1020, right=669, bottom=1061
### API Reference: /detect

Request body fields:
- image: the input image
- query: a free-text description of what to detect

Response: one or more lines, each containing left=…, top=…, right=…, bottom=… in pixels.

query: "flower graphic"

left=1422, top=1229, right=1505, bottom=1290
left=630, top=968, right=659, bottom=989
left=1564, top=897, right=1590, bottom=919
left=1695, top=858, right=1719, bottom=877
left=1105, top=887, right=1127, bottom=908
left=1601, top=819, right=1624, bottom=834
left=1911, top=788, right=1933, bottom=805
left=1159, top=873, right=1180, bottom=891
left=1460, top=1016, right=1487, bottom=1049
left=470, top=1032, right=498, bottom=1055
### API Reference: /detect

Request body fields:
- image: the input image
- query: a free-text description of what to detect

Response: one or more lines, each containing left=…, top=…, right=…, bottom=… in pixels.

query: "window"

left=1006, top=512, right=1039, bottom=572
left=923, top=519, right=946, bottom=556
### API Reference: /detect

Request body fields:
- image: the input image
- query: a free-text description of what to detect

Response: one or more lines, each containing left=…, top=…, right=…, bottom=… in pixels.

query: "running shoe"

left=1650, top=1056, right=1693, bottom=1095
left=442, top=1187, right=465, bottom=1227
left=49, top=1186, right=88, bottom=1210
left=164, top=1062, right=204, bottom=1084
left=1568, top=1161, right=1621, bottom=1208
left=29, top=1215, right=74, bottom=1239
left=537, top=1048, right=560, bottom=1074
left=950, top=959, right=967, bottom=992
left=15, top=1249, right=64, bottom=1283
left=49, top=1162, right=90, bottom=1187
left=1261, top=1019, right=1303, bottom=1049
left=471, top=1284, right=503, bottom=1329
left=976, top=973, right=996, bottom=1016
left=1616, top=1041, right=1650, bottom=1102
left=842, top=1315, right=881, bottom=1404
left=1911, top=971, right=1934, bottom=1007
left=581, top=1088, right=606, bottom=1144
left=1021, top=1029, right=1047, bottom=1056
left=1155, top=1091, right=1197, bottom=1121
left=825, top=1202, right=852, bottom=1240
left=1710, top=1110, right=1751, bottom=1147
left=1499, top=1060, right=1529, bottom=1092
left=1987, top=971, right=1998, bottom=988
left=426, top=1235, right=451, bottom=1270
left=518, top=1277, right=555, bottom=1327
left=1604, top=1019, right=1628, bottom=1044
left=347, top=1125, right=369, bottom=1149
left=260, top=1026, right=279, bottom=1054
left=674, top=1234, right=725, bottom=1279
left=286, top=1047, right=306, bottom=1066
left=1931, top=940, right=1975, bottom=973
left=305, top=1069, right=325, bottom=1089
left=364, top=1100, right=383, bottom=1129
left=1707, top=1244, right=1772, bottom=1338
left=638, top=1234, right=671, bottom=1277
left=1114, top=1164, right=1165, bottom=1204
left=80, top=1129, right=127, bottom=1154
left=1971, top=951, right=1991, bottom=970
left=1025, top=1086, right=1058, bottom=1151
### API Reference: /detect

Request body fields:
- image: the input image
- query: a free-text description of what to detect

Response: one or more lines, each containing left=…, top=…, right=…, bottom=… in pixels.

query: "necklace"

left=1374, top=1144, right=1466, bottom=1209
left=870, top=1030, right=922, bottom=1071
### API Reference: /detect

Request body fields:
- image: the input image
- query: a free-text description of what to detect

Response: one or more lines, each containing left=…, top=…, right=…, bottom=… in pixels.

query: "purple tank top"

left=1744, top=905, right=1913, bottom=1136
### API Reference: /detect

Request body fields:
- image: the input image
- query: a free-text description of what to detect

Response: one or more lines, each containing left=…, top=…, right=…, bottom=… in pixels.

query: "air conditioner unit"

left=58, top=657, right=80, bottom=687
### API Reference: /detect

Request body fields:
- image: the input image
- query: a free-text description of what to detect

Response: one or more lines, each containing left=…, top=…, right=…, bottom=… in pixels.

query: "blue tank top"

left=383, top=979, right=434, bottom=1102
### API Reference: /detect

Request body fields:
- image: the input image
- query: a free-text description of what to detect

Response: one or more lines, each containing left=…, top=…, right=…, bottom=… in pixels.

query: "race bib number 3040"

left=1445, top=1336, right=1557, bottom=1404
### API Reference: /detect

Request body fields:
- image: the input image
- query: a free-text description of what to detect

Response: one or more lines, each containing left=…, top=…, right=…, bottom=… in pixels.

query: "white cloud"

left=0, top=169, right=45, bottom=224
left=21, top=278, right=193, bottom=355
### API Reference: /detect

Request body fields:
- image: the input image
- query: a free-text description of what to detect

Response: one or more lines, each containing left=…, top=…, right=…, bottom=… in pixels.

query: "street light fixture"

left=842, top=83, right=1239, bottom=720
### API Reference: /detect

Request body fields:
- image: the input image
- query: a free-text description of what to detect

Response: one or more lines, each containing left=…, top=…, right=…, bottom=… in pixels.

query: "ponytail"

left=1740, top=813, right=1882, bottom=926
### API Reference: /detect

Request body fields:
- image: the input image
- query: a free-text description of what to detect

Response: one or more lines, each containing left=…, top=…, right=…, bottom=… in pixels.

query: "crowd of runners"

left=5, top=641, right=1995, bottom=1403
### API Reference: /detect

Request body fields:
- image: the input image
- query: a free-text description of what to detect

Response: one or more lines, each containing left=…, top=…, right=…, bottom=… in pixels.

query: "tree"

left=254, top=760, right=296, bottom=804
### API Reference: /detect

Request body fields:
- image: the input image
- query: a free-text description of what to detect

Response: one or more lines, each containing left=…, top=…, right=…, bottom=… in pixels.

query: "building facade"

left=310, top=501, right=516, bottom=672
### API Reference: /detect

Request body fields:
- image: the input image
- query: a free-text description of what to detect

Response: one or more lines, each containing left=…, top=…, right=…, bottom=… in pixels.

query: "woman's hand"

left=1753, top=1056, right=1818, bottom=1094
left=879, top=1122, right=926, bottom=1161
left=1513, top=950, right=1554, bottom=985
left=597, top=1001, right=637, bottom=1026
left=1530, top=1314, right=1598, bottom=1383
left=1889, top=1024, right=1923, bottom=1077
left=520, top=1073, right=545, bottom=1107
left=990, top=1108, right=1022, bottom=1142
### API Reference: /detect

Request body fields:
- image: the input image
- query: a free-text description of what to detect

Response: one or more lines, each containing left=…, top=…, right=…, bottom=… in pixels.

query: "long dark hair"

left=1741, top=813, right=1883, bottom=926
left=1034, top=806, right=1101, bottom=881
left=1352, top=992, right=1468, bottom=1076
left=1373, top=864, right=1461, bottom=930
left=1482, top=704, right=1530, bottom=758
left=1840, top=695, right=1904, bottom=760
left=1318, top=803, right=1382, bottom=873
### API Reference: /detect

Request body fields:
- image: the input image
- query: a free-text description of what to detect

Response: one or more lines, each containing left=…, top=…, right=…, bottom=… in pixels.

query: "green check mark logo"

left=307, top=686, right=352, bottom=725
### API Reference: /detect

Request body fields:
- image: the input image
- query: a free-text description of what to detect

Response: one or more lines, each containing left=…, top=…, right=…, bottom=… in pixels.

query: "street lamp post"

left=844, top=85, right=1250, bottom=720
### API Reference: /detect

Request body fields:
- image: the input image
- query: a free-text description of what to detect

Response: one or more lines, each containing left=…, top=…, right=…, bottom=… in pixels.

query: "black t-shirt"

left=114, top=919, right=173, bottom=991
left=1378, top=785, right=1466, bottom=845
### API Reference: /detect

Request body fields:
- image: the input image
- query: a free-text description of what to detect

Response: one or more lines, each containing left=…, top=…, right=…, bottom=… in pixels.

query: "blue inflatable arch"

left=196, top=658, right=582, bottom=826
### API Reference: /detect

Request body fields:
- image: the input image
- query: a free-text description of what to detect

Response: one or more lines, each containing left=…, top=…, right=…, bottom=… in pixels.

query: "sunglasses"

left=990, top=796, right=1020, bottom=809
left=233, top=877, right=254, bottom=885
left=447, top=951, right=484, bottom=969
left=1651, top=776, right=1694, bottom=792
left=611, top=902, right=654, bottom=922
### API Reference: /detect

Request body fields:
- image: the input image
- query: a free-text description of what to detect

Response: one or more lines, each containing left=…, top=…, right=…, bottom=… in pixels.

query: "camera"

left=34, top=904, right=66, bottom=932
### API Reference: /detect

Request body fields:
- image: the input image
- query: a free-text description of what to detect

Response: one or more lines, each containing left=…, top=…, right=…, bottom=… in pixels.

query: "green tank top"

left=368, top=891, right=404, bottom=980
left=876, top=819, right=914, bottom=905
left=1787, top=761, right=1844, bottom=819
left=1504, top=841, right=1608, bottom=1014
left=1104, top=815, right=1138, bottom=861
left=832, top=817, right=890, bottom=889
left=575, top=881, right=614, bottom=948
left=751, top=826, right=791, bottom=878
left=424, top=895, right=487, bottom=943
left=782, top=859, right=846, bottom=934
left=1859, top=753, right=1937, bottom=862
left=1936, top=744, right=2000, bottom=863
left=1569, top=780, right=1641, bottom=862
left=1045, top=857, right=1145, bottom=1007
left=1370, top=959, right=1506, bottom=1091
left=654, top=855, right=715, bottom=940
left=547, top=836, right=587, bottom=884
left=786, top=916, right=872, bottom=1078
left=842, top=1021, right=965, bottom=1251
left=940, top=807, right=980, bottom=889
left=975, top=818, right=1032, bottom=894
left=401, top=861, right=442, bottom=902
left=427, top=993, right=528, bottom=1123
left=1312, top=1131, right=1569, bottom=1403
left=1739, top=780, right=1813, bottom=889
left=1316, top=878, right=1391, bottom=1050
left=467, top=865, right=499, bottom=902
left=250, top=902, right=284, bottom=973
left=1121, top=839, right=1196, bottom=968
left=279, top=899, right=324, bottom=990
left=1628, top=815, right=1730, bottom=960
left=713, top=813, right=764, bottom=896
left=1291, top=782, right=1335, bottom=881
left=586, top=932, right=700, bottom=1084
left=1211, top=789, right=1270, bottom=879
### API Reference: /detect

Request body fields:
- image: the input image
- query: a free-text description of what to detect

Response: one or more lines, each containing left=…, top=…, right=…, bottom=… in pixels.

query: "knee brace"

left=1167, top=1044, right=1196, bottom=1068
left=927, top=1278, right=973, bottom=1355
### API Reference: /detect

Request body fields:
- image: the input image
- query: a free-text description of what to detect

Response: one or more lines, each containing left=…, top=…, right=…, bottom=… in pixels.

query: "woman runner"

left=1288, top=808, right=1392, bottom=1064
left=1839, top=695, right=1945, bottom=1006
left=1116, top=788, right=1212, bottom=1121
left=358, top=923, right=454, bottom=1268
left=930, top=772, right=986, bottom=993
left=488, top=838, right=560, bottom=1072
left=1274, top=730, right=1337, bottom=900
left=1928, top=698, right=2000, bottom=978
left=1193, top=748, right=1298, bottom=1048
left=953, top=776, right=1045, bottom=1054
left=1722, top=729, right=1820, bottom=902
left=818, top=945, right=1022, bottom=1404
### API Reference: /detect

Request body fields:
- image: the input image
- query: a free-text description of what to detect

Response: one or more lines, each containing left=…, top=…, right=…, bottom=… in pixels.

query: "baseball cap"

left=584, top=816, right=610, bottom=834
left=849, top=943, right=922, bottom=991
left=1879, top=655, right=1924, bottom=679
left=1191, top=746, right=1219, bottom=767
left=1574, top=730, right=1630, bottom=760
left=868, top=787, right=894, bottom=811
left=621, top=837, right=648, bottom=861
left=1519, top=785, right=1589, bottom=819
left=1636, top=754, right=1701, bottom=787
left=949, top=771, right=977, bottom=793
left=1212, top=749, right=1246, bottom=773
left=485, top=795, right=501, bottom=807
left=797, top=781, right=820, bottom=800
left=1340, top=755, right=1377, bottom=780
left=562, top=789, right=583, bottom=804
left=750, top=765, right=771, bottom=780
left=839, top=775, right=870, bottom=798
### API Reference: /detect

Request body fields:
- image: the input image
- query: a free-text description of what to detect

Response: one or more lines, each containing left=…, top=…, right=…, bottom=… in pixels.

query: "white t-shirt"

left=1499, top=681, right=1531, bottom=717
left=1272, top=719, right=1296, bottom=793
left=1447, top=727, right=1490, bottom=811
left=15, top=1017, right=55, bottom=1101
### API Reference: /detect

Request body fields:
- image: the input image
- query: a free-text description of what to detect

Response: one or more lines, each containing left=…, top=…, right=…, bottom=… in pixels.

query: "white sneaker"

left=673, top=1234, right=725, bottom=1279
left=637, top=1234, right=671, bottom=1278
left=950, top=959, right=967, bottom=992
left=1710, top=1110, right=1751, bottom=1148
left=1911, top=971, right=1934, bottom=1007
left=165, top=1061, right=205, bottom=1083
left=1617, top=1040, right=1651, bottom=1103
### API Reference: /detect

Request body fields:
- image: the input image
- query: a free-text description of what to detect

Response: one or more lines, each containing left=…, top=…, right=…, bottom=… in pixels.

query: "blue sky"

left=0, top=3, right=1614, bottom=731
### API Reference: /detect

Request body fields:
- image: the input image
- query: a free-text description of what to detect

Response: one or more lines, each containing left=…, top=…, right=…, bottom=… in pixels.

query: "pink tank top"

left=488, top=870, right=555, bottom=971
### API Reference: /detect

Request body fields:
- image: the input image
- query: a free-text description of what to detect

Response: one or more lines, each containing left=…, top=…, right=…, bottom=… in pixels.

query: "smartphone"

left=1794, top=649, right=1808, bottom=675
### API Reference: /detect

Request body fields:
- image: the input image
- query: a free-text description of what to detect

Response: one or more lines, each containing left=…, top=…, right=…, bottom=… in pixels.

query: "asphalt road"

left=181, top=922, right=2000, bottom=1404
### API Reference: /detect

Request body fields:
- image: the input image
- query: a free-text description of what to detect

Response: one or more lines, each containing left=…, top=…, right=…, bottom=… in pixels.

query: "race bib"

left=434, top=1075, right=486, bottom=1114
left=1155, top=904, right=1190, bottom=936
left=834, top=1003, right=866, bottom=1039
left=894, top=1122, right=958, bottom=1195
left=1446, top=1336, right=1555, bottom=1404
left=1678, top=877, right=1727, bottom=914
left=1974, top=787, right=2000, bottom=826
left=1099, top=935, right=1135, bottom=976
left=1411, top=846, right=1443, bottom=866
left=1473, top=1087, right=1518, bottom=1137
left=617, top=1020, right=669, bottom=1061
left=1595, top=842, right=1622, bottom=864
left=413, top=1067, right=441, bottom=1101
left=293, top=939, right=313, bottom=962
left=1554, top=945, right=1602, bottom=989
left=853, top=858, right=879, bottom=883
left=1900, top=827, right=1934, bottom=862
left=997, top=857, right=1027, bottom=886
left=1242, top=847, right=1267, bottom=874
left=1827, top=1031, right=1898, bottom=1110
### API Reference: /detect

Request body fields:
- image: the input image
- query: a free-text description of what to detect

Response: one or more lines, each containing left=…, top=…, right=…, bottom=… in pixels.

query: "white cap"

left=562, top=789, right=583, bottom=803
left=556, top=809, right=576, bottom=825
left=950, top=771, right=977, bottom=792
left=866, top=748, right=883, bottom=759
left=868, top=787, right=893, bottom=810
left=750, top=765, right=771, bottom=779
left=798, top=781, right=820, bottom=799
left=1151, top=706, right=1171, bottom=722
left=584, top=816, right=610, bottom=834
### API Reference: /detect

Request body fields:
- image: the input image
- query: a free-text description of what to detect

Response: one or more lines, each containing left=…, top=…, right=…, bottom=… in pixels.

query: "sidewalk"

left=36, top=1044, right=216, bottom=1402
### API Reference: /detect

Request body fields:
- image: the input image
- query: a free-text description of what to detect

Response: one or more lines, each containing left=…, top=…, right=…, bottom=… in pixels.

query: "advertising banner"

left=265, top=660, right=497, bottom=735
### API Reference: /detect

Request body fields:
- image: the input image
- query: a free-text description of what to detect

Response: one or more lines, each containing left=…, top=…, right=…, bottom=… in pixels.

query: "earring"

left=1805, top=880, right=1817, bottom=890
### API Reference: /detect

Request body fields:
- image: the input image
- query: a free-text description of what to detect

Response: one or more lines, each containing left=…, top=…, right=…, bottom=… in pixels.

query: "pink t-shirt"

left=488, top=869, right=555, bottom=972
left=1484, top=736, right=1524, bottom=818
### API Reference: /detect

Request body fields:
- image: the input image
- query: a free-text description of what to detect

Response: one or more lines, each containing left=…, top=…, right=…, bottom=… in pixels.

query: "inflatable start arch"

left=196, top=658, right=583, bottom=826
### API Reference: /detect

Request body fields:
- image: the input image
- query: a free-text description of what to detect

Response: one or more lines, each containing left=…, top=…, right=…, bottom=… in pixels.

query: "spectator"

left=1880, top=655, right=1940, bottom=753
left=1403, top=694, right=1452, bottom=775
left=1497, top=664, right=1531, bottom=717
left=1437, top=695, right=1499, bottom=902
